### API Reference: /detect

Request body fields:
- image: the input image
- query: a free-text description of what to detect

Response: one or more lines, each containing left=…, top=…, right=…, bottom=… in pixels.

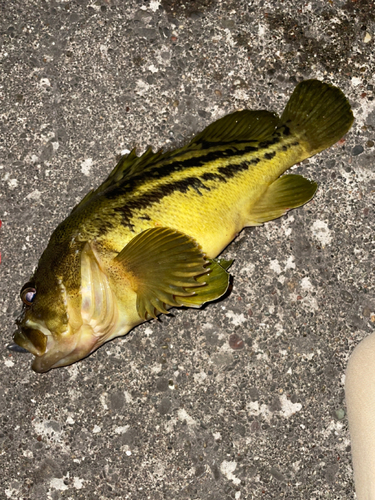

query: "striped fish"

left=12, top=80, right=353, bottom=372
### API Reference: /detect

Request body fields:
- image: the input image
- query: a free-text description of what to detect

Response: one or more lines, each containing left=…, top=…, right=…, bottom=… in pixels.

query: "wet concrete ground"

left=1, top=0, right=374, bottom=498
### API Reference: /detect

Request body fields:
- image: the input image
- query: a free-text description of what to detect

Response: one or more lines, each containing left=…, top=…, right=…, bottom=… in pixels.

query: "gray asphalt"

left=1, top=0, right=374, bottom=499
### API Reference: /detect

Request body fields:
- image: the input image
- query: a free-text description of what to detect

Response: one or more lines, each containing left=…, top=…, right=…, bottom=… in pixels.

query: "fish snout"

left=13, top=327, right=47, bottom=357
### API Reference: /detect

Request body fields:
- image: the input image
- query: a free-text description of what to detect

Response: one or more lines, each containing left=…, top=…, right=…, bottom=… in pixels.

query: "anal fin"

left=247, top=174, right=317, bottom=225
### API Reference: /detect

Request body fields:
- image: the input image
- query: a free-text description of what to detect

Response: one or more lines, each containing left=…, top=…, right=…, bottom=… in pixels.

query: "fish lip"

left=30, top=324, right=97, bottom=373
left=9, top=331, right=51, bottom=372
left=31, top=349, right=64, bottom=373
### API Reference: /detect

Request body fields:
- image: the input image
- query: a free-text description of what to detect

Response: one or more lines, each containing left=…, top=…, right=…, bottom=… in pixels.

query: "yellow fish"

left=12, top=80, right=353, bottom=372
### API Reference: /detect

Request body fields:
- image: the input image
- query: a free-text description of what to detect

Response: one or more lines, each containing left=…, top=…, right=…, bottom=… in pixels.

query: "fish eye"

left=21, top=287, right=36, bottom=306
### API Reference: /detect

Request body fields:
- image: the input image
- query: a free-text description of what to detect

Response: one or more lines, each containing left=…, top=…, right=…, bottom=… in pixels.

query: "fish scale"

left=97, top=132, right=305, bottom=256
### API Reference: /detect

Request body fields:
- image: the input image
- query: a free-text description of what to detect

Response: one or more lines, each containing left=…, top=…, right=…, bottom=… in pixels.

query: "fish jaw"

left=12, top=320, right=82, bottom=373
left=13, top=316, right=97, bottom=373
left=30, top=324, right=108, bottom=373
left=31, top=326, right=85, bottom=373
left=29, top=315, right=138, bottom=372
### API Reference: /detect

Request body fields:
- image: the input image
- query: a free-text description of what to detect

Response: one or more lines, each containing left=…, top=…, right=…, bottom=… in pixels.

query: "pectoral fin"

left=178, top=258, right=232, bottom=307
left=247, top=174, right=317, bottom=225
left=114, top=229, right=232, bottom=319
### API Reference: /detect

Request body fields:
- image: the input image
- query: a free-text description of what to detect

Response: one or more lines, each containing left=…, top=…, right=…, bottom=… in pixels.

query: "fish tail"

left=279, top=80, right=354, bottom=156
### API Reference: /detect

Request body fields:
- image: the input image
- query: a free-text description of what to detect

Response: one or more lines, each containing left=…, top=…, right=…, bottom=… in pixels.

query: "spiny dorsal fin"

left=100, top=148, right=165, bottom=189
left=71, top=107, right=280, bottom=213
left=247, top=174, right=317, bottom=225
left=189, top=110, right=279, bottom=146
left=70, top=189, right=95, bottom=214
left=70, top=147, right=173, bottom=213
left=96, top=147, right=174, bottom=194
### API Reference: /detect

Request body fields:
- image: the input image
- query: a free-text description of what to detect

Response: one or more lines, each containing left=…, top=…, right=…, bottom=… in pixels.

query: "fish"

left=12, top=79, right=353, bottom=372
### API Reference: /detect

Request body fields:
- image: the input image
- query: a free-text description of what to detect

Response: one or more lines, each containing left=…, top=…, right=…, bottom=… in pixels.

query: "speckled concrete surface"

left=1, top=1, right=374, bottom=499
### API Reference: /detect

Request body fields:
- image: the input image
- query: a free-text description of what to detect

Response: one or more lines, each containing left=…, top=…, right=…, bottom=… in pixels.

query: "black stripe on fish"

left=198, top=139, right=259, bottom=149
left=106, top=144, right=266, bottom=200
left=258, top=135, right=282, bottom=149
left=108, top=134, right=295, bottom=228
left=281, top=125, right=291, bottom=136
left=264, top=151, right=276, bottom=160
left=114, top=178, right=211, bottom=228
left=218, top=158, right=260, bottom=179
left=114, top=159, right=257, bottom=228
left=158, top=144, right=261, bottom=174
left=200, top=172, right=227, bottom=183
left=280, top=140, right=299, bottom=153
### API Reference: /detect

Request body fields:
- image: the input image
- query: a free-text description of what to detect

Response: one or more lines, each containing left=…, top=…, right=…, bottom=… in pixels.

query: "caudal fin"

left=280, top=80, right=354, bottom=156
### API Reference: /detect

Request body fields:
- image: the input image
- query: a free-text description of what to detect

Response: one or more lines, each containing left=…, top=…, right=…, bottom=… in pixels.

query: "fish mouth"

left=13, top=327, right=47, bottom=357
left=29, top=324, right=103, bottom=373
left=12, top=328, right=83, bottom=373
left=12, top=325, right=79, bottom=373
left=13, top=319, right=111, bottom=373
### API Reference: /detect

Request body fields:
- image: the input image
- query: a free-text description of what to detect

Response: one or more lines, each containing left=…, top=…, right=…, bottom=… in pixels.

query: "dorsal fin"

left=98, top=148, right=165, bottom=191
left=71, top=109, right=279, bottom=213
left=70, top=147, right=173, bottom=213
left=70, top=189, right=95, bottom=213
left=189, top=110, right=279, bottom=146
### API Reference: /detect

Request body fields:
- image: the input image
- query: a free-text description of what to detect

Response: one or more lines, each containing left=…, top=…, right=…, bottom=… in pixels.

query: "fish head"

left=13, top=272, right=89, bottom=373
left=13, top=242, right=128, bottom=373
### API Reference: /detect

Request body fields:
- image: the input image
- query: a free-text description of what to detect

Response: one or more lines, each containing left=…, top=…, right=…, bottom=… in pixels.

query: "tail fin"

left=280, top=80, right=354, bottom=156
